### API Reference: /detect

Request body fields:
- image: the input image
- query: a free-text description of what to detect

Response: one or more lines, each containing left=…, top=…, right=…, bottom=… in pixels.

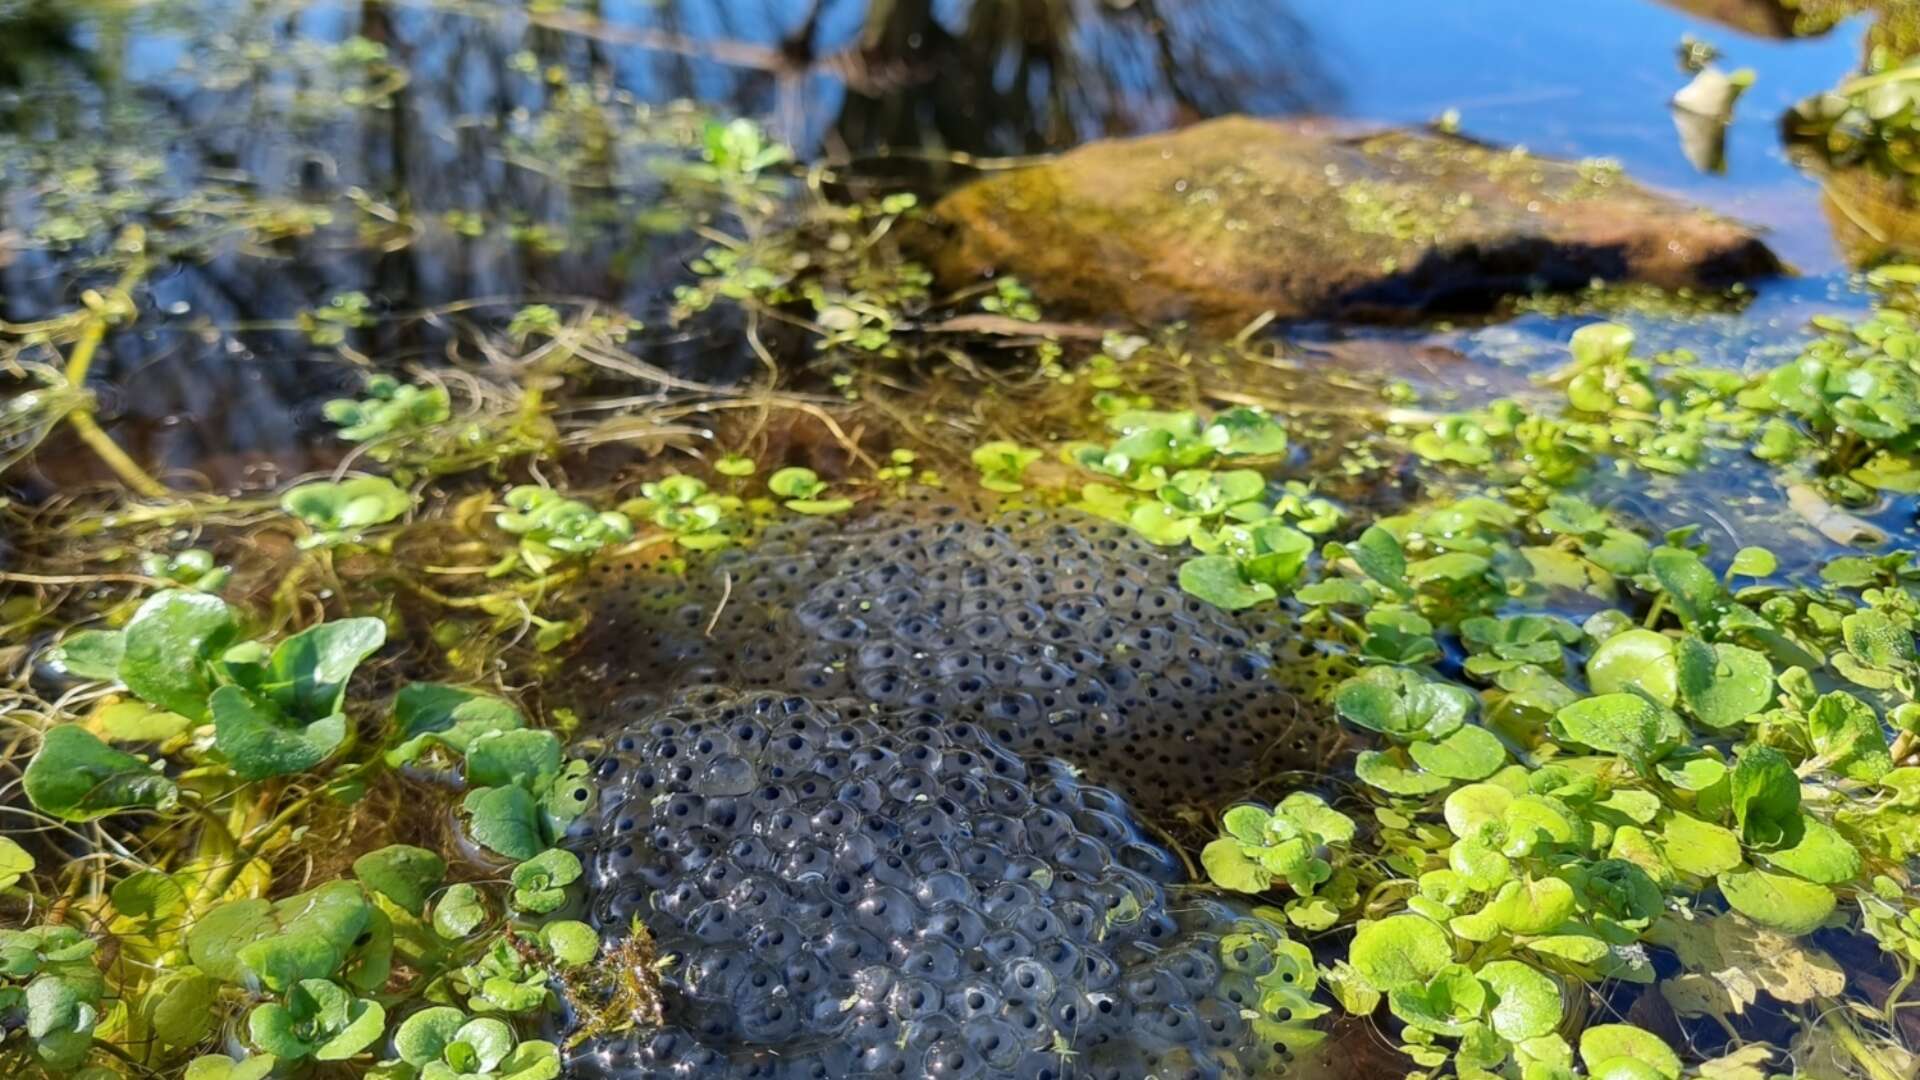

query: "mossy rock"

left=1655, top=0, right=1803, bottom=37
left=927, top=116, right=1781, bottom=330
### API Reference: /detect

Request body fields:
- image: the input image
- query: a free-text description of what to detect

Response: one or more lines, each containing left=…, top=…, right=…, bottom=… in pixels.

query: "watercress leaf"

left=0, top=837, right=33, bottom=891
left=1389, top=963, right=1486, bottom=1037
left=1350, top=526, right=1412, bottom=598
left=1729, top=547, right=1777, bottom=578
left=1550, top=694, right=1677, bottom=769
left=1716, top=866, right=1835, bottom=935
left=1202, top=407, right=1289, bottom=455
left=510, top=849, right=583, bottom=914
left=466, top=729, right=562, bottom=791
left=24, top=973, right=86, bottom=1038
left=1202, top=839, right=1270, bottom=893
left=1841, top=609, right=1914, bottom=670
left=184, top=1054, right=278, bottom=1080
left=120, top=589, right=239, bottom=720
left=282, top=477, right=412, bottom=545
left=395, top=1005, right=466, bottom=1066
left=1807, top=691, right=1893, bottom=782
left=1660, top=814, right=1744, bottom=877
left=1278, top=792, right=1356, bottom=845
left=49, top=630, right=125, bottom=681
left=1676, top=639, right=1773, bottom=730
left=462, top=785, right=547, bottom=860
left=1578, top=1024, right=1680, bottom=1080
left=1334, top=666, right=1473, bottom=742
left=1355, top=751, right=1452, bottom=796
left=386, top=683, right=524, bottom=766
left=766, top=467, right=825, bottom=499
left=1449, top=835, right=1512, bottom=892
left=1487, top=876, right=1576, bottom=935
left=1759, top=817, right=1861, bottom=884
left=262, top=618, right=385, bottom=721
left=1219, top=805, right=1274, bottom=847
left=146, top=968, right=219, bottom=1047
left=111, top=870, right=187, bottom=927
left=314, top=994, right=384, bottom=1061
left=1730, top=747, right=1801, bottom=849
left=1349, top=914, right=1453, bottom=991
left=456, top=1017, right=516, bottom=1071
left=1177, top=556, right=1275, bottom=611
left=1586, top=629, right=1678, bottom=705
left=433, top=883, right=488, bottom=940
left=352, top=845, right=447, bottom=916
left=1444, top=783, right=1515, bottom=838
left=93, top=699, right=193, bottom=742
left=1408, top=724, right=1508, bottom=780
left=496, top=1039, right=562, bottom=1080
left=24, top=725, right=178, bottom=821
left=1504, top=794, right=1584, bottom=854
left=542, top=921, right=598, bottom=967
left=1649, top=546, right=1722, bottom=627
left=1479, top=960, right=1561, bottom=1041
left=188, top=880, right=372, bottom=990
left=210, top=685, right=347, bottom=780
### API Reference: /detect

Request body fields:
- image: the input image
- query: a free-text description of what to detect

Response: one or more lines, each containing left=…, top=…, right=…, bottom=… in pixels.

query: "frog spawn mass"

left=569, top=505, right=1352, bottom=1077
left=573, top=690, right=1315, bottom=1079
left=577, top=502, right=1352, bottom=818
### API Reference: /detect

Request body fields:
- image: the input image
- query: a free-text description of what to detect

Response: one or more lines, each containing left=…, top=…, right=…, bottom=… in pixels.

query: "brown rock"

left=1652, top=0, right=1802, bottom=37
left=927, top=116, right=1782, bottom=329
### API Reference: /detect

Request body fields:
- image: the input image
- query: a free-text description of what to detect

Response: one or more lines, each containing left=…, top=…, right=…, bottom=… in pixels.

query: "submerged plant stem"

left=60, top=273, right=170, bottom=500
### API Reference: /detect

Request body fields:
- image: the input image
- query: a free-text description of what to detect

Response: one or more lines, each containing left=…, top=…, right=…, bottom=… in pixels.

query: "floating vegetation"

left=6, top=2, right=1920, bottom=1078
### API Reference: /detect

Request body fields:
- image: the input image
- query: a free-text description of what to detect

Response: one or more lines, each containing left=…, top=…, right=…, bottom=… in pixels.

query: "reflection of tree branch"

left=396, top=0, right=792, bottom=72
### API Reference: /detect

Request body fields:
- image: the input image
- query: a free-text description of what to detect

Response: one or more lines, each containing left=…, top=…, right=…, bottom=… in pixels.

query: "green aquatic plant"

left=621, top=473, right=749, bottom=550
left=494, top=486, right=635, bottom=574
left=326, top=374, right=453, bottom=445
left=1194, top=482, right=1920, bottom=1078
left=282, top=476, right=414, bottom=548
left=766, top=467, right=853, bottom=515
left=6, top=559, right=610, bottom=1075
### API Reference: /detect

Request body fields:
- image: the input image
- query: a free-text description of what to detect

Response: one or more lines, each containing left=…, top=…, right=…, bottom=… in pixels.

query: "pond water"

left=0, top=0, right=1897, bottom=487
left=7, top=2, right=1920, bottom=1079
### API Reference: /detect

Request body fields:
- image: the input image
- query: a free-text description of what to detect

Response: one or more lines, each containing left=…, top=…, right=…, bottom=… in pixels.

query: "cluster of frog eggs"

left=572, top=691, right=1316, bottom=1079
left=568, top=504, right=1350, bottom=1078
left=578, top=502, right=1352, bottom=818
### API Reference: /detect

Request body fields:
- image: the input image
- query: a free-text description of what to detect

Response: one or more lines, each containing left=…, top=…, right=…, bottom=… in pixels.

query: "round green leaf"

left=432, top=883, right=488, bottom=940
left=1660, top=813, right=1743, bottom=877
left=1478, top=960, right=1560, bottom=1041
left=1408, top=724, right=1508, bottom=780
left=1334, top=667, right=1473, bottom=742
left=1759, top=817, right=1861, bottom=885
left=542, top=921, right=598, bottom=967
left=1578, top=1024, right=1680, bottom=1080
left=1349, top=914, right=1453, bottom=991
left=395, top=1006, right=466, bottom=1066
left=1675, top=638, right=1772, bottom=730
left=1586, top=630, right=1678, bottom=705
left=462, top=786, right=546, bottom=861
left=1486, top=876, right=1575, bottom=935
left=0, top=837, right=34, bottom=891
left=1716, top=866, right=1835, bottom=935
left=211, top=686, right=348, bottom=781
left=1177, top=556, right=1276, bottom=611
left=1355, top=750, right=1452, bottom=796
left=120, top=589, right=238, bottom=720
left=24, top=726, right=179, bottom=822
left=1444, top=783, right=1514, bottom=839
left=1551, top=693, right=1678, bottom=769
left=353, top=845, right=447, bottom=916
